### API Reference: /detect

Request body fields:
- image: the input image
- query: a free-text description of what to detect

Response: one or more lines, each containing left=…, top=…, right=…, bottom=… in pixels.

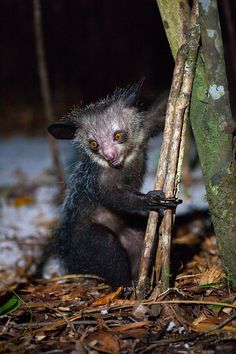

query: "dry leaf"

left=13, top=195, right=35, bottom=207
left=62, top=287, right=86, bottom=301
left=111, top=299, right=135, bottom=306
left=86, top=331, right=120, bottom=353
left=197, top=265, right=224, bottom=286
left=110, top=320, right=150, bottom=333
left=91, top=287, right=122, bottom=306
left=35, top=331, right=46, bottom=341
left=193, top=322, right=236, bottom=333
left=147, top=304, right=162, bottom=317
left=132, top=303, right=149, bottom=319
left=192, top=313, right=208, bottom=326
left=57, top=306, right=70, bottom=311
left=112, top=328, right=147, bottom=339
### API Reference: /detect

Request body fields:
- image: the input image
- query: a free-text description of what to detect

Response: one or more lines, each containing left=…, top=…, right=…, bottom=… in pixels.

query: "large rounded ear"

left=47, top=122, right=77, bottom=139
left=124, top=76, right=145, bottom=106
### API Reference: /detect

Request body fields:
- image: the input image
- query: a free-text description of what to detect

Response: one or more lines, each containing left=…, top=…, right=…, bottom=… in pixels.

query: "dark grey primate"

left=47, top=80, right=181, bottom=288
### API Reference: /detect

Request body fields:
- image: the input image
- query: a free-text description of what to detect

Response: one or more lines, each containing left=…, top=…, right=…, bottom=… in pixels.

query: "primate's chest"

left=99, top=155, right=146, bottom=190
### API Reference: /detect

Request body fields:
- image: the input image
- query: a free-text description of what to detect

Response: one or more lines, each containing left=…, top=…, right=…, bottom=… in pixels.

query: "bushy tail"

left=34, top=221, right=71, bottom=278
left=144, top=91, right=168, bottom=137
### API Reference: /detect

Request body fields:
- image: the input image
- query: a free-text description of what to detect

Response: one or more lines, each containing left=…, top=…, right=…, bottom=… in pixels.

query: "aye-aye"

left=47, top=80, right=181, bottom=288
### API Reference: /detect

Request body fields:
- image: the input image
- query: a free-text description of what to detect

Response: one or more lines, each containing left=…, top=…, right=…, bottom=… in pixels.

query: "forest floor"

left=0, top=136, right=236, bottom=354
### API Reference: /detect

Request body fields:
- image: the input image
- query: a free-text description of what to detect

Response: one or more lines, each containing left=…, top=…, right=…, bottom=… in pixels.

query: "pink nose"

left=102, top=147, right=118, bottom=162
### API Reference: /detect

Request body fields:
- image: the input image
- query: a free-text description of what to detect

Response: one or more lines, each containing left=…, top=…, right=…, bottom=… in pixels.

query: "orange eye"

left=89, top=140, right=99, bottom=150
left=114, top=131, right=126, bottom=142
left=114, top=132, right=122, bottom=141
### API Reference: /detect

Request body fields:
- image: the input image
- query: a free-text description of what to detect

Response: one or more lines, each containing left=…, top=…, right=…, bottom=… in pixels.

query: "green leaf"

left=0, top=294, right=23, bottom=315
left=208, top=300, right=232, bottom=310
left=199, top=282, right=224, bottom=288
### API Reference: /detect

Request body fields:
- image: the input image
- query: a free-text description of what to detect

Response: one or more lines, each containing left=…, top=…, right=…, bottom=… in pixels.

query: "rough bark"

left=137, top=1, right=200, bottom=298
left=157, top=0, right=236, bottom=287
left=136, top=47, right=188, bottom=298
left=160, top=1, right=200, bottom=292
left=190, top=0, right=236, bottom=286
left=156, top=0, right=190, bottom=58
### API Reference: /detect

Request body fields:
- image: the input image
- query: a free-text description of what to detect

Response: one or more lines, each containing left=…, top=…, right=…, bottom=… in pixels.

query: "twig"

left=33, top=0, right=65, bottom=193
left=159, top=0, right=200, bottom=292
left=175, top=108, right=189, bottom=195
left=202, top=311, right=236, bottom=334
left=36, top=273, right=106, bottom=283
left=136, top=46, right=187, bottom=300
left=35, top=299, right=236, bottom=333
left=136, top=0, right=200, bottom=299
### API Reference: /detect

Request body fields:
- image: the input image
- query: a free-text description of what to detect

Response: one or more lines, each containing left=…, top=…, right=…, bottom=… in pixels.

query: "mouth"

left=108, top=158, right=123, bottom=168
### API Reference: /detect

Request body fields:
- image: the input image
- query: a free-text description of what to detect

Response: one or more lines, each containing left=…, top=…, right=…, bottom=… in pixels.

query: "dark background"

left=1, top=0, right=235, bottom=135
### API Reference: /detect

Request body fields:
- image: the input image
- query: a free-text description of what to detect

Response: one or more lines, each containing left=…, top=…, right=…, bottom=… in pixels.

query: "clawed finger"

left=159, top=198, right=182, bottom=207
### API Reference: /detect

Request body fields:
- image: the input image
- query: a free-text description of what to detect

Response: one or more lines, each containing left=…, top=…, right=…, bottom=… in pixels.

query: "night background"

left=1, top=1, right=236, bottom=351
left=1, top=0, right=235, bottom=136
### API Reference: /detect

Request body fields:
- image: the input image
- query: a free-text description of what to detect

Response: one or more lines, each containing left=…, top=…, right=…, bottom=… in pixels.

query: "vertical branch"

left=33, top=0, right=64, bottom=192
left=137, top=0, right=200, bottom=299
left=175, top=108, right=190, bottom=194
left=156, top=0, right=190, bottom=58
left=160, top=0, right=200, bottom=292
left=136, top=46, right=187, bottom=299
left=156, top=0, right=236, bottom=287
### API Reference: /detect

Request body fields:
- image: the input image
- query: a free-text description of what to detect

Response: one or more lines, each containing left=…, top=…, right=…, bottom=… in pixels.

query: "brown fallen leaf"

left=111, top=299, right=135, bottom=306
left=110, top=320, right=151, bottom=333
left=112, top=328, right=148, bottom=339
left=192, top=313, right=208, bottom=326
left=35, top=331, right=46, bottom=341
left=13, top=195, right=35, bottom=207
left=86, top=331, right=120, bottom=353
left=62, top=287, right=87, bottom=301
left=91, top=287, right=123, bottom=306
left=193, top=322, right=236, bottom=333
left=197, top=265, right=224, bottom=286
left=57, top=306, right=70, bottom=312
left=132, top=303, right=149, bottom=319
left=193, top=315, right=236, bottom=333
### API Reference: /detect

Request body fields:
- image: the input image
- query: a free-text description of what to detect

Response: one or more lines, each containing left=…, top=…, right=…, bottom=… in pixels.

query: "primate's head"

left=48, top=80, right=147, bottom=168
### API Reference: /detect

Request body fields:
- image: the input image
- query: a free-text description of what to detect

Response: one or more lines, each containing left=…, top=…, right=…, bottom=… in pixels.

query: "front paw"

left=146, top=190, right=182, bottom=210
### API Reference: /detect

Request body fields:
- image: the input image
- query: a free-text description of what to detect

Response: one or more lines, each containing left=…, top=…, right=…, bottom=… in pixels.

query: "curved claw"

left=146, top=190, right=182, bottom=209
left=159, top=197, right=182, bottom=208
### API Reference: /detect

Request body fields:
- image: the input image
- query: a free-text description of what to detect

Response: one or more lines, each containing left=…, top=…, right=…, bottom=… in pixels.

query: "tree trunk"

left=190, top=1, right=236, bottom=286
left=156, top=0, right=236, bottom=287
left=156, top=0, right=190, bottom=58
